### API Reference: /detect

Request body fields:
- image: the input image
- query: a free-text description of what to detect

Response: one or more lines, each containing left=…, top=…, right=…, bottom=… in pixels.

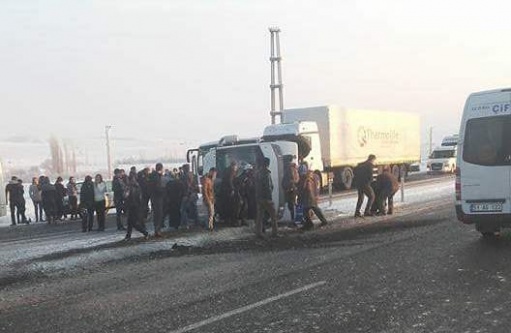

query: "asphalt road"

left=2, top=176, right=511, bottom=333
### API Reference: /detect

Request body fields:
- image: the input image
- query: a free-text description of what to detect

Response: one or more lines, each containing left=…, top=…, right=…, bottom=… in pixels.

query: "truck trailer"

left=264, top=105, right=421, bottom=189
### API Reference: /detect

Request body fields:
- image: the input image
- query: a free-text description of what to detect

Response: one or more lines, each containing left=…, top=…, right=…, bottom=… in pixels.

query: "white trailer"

left=265, top=105, right=421, bottom=189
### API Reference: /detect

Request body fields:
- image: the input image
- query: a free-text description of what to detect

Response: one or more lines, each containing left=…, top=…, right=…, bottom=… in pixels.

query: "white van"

left=456, top=88, right=511, bottom=236
left=427, top=146, right=457, bottom=174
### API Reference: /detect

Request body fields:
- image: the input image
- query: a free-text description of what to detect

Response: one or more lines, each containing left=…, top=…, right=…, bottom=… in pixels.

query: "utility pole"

left=428, top=126, right=433, bottom=156
left=269, top=27, right=284, bottom=124
left=105, top=125, right=112, bottom=177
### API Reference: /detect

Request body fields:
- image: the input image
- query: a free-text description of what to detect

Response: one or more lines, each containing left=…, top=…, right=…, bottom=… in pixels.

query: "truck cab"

left=427, top=146, right=457, bottom=174
left=262, top=121, right=326, bottom=187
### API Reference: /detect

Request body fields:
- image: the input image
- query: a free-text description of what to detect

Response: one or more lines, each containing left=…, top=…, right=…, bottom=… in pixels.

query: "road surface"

left=2, top=175, right=511, bottom=332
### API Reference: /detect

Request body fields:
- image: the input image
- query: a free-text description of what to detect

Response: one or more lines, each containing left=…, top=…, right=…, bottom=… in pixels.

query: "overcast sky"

left=1, top=0, right=511, bottom=166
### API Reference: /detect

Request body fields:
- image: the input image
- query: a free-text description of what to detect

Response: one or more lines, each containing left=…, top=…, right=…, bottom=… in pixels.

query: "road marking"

left=169, top=280, right=327, bottom=333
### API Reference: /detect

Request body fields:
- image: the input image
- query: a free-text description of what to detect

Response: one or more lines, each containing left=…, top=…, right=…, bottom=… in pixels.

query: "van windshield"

left=431, top=150, right=455, bottom=159
left=463, top=115, right=511, bottom=166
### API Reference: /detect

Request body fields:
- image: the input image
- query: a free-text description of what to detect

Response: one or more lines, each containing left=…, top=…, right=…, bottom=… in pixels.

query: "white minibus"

left=456, top=88, right=511, bottom=236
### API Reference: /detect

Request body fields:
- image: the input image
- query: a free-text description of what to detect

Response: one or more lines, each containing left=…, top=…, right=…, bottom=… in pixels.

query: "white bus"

left=455, top=88, right=511, bottom=236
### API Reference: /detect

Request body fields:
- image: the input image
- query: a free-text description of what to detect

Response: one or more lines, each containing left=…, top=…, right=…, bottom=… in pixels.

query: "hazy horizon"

left=2, top=0, right=510, bottom=169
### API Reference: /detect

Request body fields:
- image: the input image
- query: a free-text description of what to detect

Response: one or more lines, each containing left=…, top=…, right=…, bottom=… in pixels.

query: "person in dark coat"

left=54, top=177, right=67, bottom=221
left=137, top=168, right=151, bottom=220
left=148, top=163, right=168, bottom=237
left=124, top=171, right=149, bottom=240
left=254, top=158, right=277, bottom=237
left=238, top=166, right=256, bottom=223
left=15, top=179, right=29, bottom=224
left=298, top=170, right=328, bottom=231
left=80, top=175, right=95, bottom=232
left=112, top=168, right=127, bottom=230
left=5, top=176, right=20, bottom=226
left=41, top=177, right=57, bottom=224
left=179, top=164, right=200, bottom=228
left=374, top=166, right=400, bottom=215
left=220, top=161, right=240, bottom=226
left=353, top=154, right=376, bottom=217
left=166, top=177, right=185, bottom=229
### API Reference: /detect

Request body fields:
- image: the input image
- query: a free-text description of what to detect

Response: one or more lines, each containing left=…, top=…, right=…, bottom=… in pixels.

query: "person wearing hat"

left=353, top=154, right=377, bottom=217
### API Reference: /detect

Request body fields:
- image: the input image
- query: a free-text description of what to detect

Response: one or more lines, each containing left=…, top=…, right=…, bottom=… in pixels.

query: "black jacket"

left=354, top=161, right=374, bottom=188
left=80, top=181, right=95, bottom=208
left=255, top=167, right=273, bottom=201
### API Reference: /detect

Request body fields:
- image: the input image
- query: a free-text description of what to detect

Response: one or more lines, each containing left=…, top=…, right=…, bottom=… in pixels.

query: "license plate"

left=470, top=203, right=503, bottom=212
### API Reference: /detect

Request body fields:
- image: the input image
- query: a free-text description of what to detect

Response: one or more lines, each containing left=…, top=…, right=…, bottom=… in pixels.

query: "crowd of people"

left=5, top=153, right=400, bottom=239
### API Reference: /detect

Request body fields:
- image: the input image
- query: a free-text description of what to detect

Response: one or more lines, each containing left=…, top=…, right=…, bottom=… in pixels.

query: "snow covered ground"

left=0, top=176, right=454, bottom=284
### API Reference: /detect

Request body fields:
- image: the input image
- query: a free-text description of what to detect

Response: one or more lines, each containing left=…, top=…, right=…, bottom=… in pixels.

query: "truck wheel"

left=341, top=167, right=353, bottom=190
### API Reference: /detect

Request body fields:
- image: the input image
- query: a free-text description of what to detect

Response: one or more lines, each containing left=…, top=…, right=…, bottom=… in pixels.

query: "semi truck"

left=263, top=106, right=421, bottom=189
